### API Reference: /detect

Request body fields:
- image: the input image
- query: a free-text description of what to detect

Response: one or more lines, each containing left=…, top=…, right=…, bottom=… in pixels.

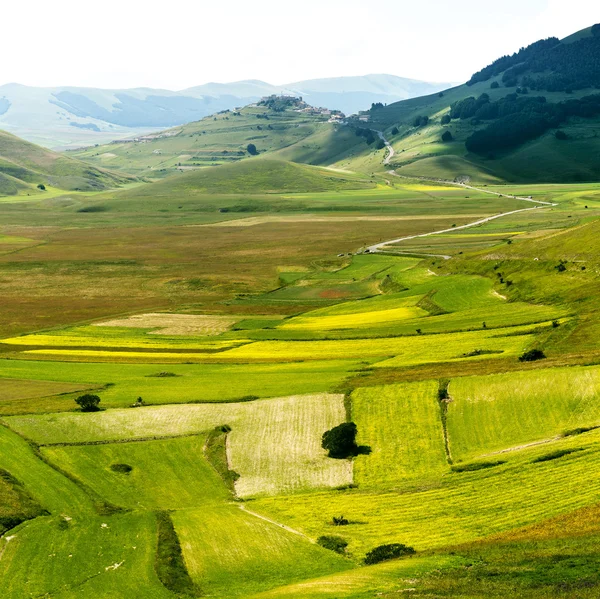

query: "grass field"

left=447, top=365, right=600, bottom=461
left=352, top=382, right=448, bottom=488
left=252, top=427, right=600, bottom=557
left=41, top=435, right=231, bottom=509
left=0, top=359, right=357, bottom=413
left=173, top=506, right=352, bottom=598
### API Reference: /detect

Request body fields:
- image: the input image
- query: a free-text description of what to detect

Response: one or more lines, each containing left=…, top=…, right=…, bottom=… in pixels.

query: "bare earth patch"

left=94, top=313, right=239, bottom=336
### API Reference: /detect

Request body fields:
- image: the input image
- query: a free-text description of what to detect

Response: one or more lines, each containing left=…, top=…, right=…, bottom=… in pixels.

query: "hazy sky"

left=2, top=0, right=597, bottom=89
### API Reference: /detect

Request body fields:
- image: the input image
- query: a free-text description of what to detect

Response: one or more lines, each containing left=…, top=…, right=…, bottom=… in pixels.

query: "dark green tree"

left=246, top=143, right=258, bottom=155
left=75, top=394, right=101, bottom=412
left=322, top=422, right=359, bottom=458
left=441, top=130, right=453, bottom=142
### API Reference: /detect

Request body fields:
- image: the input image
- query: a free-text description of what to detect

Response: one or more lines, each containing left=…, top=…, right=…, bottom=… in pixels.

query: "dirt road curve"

left=366, top=132, right=557, bottom=254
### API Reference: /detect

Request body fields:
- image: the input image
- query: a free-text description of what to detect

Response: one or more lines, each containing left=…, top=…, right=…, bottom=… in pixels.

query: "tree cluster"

left=413, top=115, right=429, bottom=127
left=354, top=127, right=376, bottom=145
left=459, top=93, right=600, bottom=154
left=364, top=543, right=416, bottom=565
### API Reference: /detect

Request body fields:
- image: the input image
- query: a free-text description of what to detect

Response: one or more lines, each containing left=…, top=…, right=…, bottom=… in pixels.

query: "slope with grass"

left=352, top=25, right=600, bottom=183
left=0, top=130, right=132, bottom=196
left=447, top=365, right=600, bottom=461
left=72, top=101, right=359, bottom=177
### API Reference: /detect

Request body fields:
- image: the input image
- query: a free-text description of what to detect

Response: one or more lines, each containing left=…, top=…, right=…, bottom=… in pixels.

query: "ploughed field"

left=2, top=174, right=600, bottom=598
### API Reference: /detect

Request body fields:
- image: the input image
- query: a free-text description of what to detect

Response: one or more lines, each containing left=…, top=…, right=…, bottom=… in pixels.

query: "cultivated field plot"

left=352, top=382, right=448, bottom=488
left=1, top=327, right=247, bottom=350
left=94, top=312, right=240, bottom=336
left=213, top=322, right=539, bottom=365
left=6, top=394, right=349, bottom=497
left=447, top=365, right=600, bottom=461
left=229, top=393, right=352, bottom=497
left=173, top=505, right=351, bottom=598
left=0, top=377, right=96, bottom=402
left=253, top=429, right=600, bottom=556
left=0, top=359, right=357, bottom=412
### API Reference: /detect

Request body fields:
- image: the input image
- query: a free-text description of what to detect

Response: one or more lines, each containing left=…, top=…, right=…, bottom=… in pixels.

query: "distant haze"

left=0, top=75, right=453, bottom=149
left=1, top=0, right=597, bottom=90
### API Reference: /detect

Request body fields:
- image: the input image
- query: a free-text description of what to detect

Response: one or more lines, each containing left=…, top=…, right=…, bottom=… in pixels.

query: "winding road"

left=366, top=131, right=557, bottom=254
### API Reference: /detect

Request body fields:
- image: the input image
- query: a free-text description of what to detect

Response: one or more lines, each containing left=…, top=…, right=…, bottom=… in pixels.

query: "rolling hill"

left=70, top=97, right=365, bottom=178
left=358, top=24, right=600, bottom=183
left=0, top=130, right=133, bottom=196
left=0, top=75, right=452, bottom=150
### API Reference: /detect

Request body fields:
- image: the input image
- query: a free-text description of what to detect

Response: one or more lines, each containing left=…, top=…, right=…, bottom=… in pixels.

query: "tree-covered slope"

left=360, top=24, right=600, bottom=183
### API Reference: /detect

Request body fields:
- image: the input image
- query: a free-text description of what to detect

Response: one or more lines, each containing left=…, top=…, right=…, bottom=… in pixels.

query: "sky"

left=1, top=0, right=598, bottom=90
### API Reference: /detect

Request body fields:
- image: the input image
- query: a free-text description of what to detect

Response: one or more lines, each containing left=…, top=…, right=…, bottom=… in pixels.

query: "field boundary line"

left=479, top=435, right=563, bottom=457
left=237, top=504, right=314, bottom=542
left=37, top=431, right=202, bottom=448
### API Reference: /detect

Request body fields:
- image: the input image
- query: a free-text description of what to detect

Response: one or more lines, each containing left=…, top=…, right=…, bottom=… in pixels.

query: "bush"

left=322, top=422, right=359, bottom=459
left=37, top=183, right=46, bottom=190
left=441, top=130, right=453, bottom=142
left=391, top=126, right=399, bottom=135
left=518, top=349, right=546, bottom=362
left=317, top=535, right=348, bottom=554
left=532, top=449, right=582, bottom=463
left=375, top=139, right=385, bottom=150
left=440, top=114, right=451, bottom=125
left=246, top=143, right=258, bottom=155
left=364, top=543, right=415, bottom=565
left=413, top=115, right=429, bottom=127
left=110, top=463, right=133, bottom=474
left=332, top=515, right=349, bottom=526
left=491, top=81, right=500, bottom=89
left=75, top=393, right=101, bottom=412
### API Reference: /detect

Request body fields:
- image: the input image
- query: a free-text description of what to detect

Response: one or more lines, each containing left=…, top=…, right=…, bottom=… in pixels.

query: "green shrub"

left=532, top=449, right=583, bottom=463
left=364, top=543, right=415, bottom=565
left=519, top=349, right=546, bottom=362
left=317, top=535, right=348, bottom=554
left=110, top=463, right=133, bottom=474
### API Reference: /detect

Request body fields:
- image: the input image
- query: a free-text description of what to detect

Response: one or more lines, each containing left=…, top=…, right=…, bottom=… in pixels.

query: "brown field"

left=0, top=218, right=476, bottom=337
left=0, top=378, right=97, bottom=402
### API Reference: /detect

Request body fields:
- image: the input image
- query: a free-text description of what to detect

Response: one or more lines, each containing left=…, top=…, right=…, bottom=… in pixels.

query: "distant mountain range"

left=0, top=75, right=453, bottom=149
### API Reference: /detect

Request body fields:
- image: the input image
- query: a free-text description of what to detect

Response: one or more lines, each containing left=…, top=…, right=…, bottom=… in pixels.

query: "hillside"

left=0, top=130, right=132, bottom=196
left=71, top=97, right=364, bottom=177
left=0, top=75, right=452, bottom=149
left=358, top=24, right=600, bottom=183
left=119, top=159, right=376, bottom=200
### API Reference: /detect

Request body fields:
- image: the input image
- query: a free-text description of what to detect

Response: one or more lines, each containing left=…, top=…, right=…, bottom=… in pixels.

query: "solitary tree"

left=37, top=183, right=46, bottom=190
left=322, top=422, right=359, bottom=459
left=441, top=130, right=453, bottom=142
left=75, top=393, right=101, bottom=412
left=246, top=143, right=258, bottom=155
left=391, top=126, right=399, bottom=135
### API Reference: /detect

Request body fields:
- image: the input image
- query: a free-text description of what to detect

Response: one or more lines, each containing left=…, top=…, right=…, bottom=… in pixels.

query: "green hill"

left=0, top=130, right=132, bottom=196
left=71, top=98, right=362, bottom=178
left=118, top=158, right=376, bottom=200
left=358, top=24, right=600, bottom=183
